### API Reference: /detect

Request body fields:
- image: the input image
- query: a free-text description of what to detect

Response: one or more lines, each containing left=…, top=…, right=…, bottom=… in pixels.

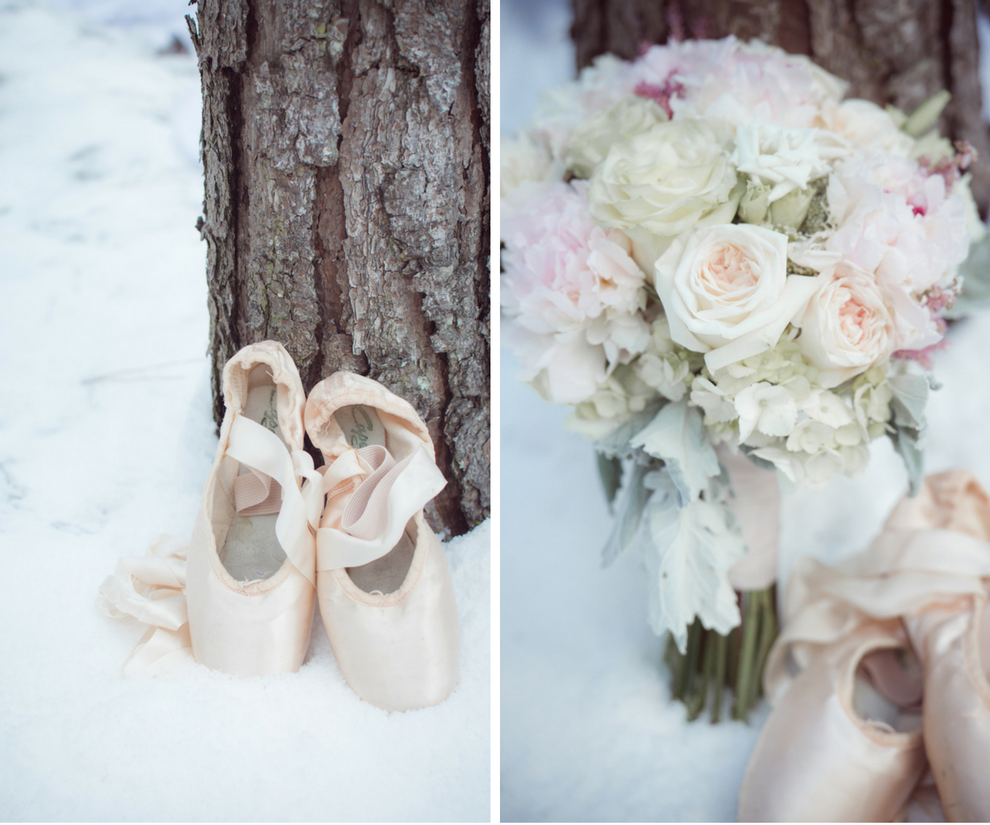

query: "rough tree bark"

left=570, top=0, right=990, bottom=215
left=187, top=0, right=490, bottom=538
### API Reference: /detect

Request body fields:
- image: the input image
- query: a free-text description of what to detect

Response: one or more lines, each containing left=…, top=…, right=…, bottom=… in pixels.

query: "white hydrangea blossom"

left=566, top=364, right=657, bottom=440
left=681, top=337, right=895, bottom=489
left=633, top=316, right=694, bottom=402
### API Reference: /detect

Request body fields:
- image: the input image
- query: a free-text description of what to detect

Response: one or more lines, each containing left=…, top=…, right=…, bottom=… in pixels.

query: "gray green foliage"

left=629, top=401, right=720, bottom=505
left=945, top=234, right=990, bottom=319
left=889, top=373, right=931, bottom=495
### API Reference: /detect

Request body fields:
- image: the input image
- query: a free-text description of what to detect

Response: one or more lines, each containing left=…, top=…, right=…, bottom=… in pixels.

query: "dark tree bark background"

left=571, top=0, right=990, bottom=216
left=188, top=0, right=490, bottom=538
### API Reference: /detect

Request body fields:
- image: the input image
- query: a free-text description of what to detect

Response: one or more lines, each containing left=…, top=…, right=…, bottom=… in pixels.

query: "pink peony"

left=625, top=37, right=845, bottom=131
left=501, top=182, right=651, bottom=404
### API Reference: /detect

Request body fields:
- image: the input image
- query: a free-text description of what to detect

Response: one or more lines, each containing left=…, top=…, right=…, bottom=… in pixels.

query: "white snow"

left=0, top=1, right=489, bottom=820
left=499, top=0, right=990, bottom=819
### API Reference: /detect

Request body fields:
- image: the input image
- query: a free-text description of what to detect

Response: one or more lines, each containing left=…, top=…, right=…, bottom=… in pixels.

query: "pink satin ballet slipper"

left=739, top=624, right=926, bottom=822
left=904, top=597, right=990, bottom=823
left=899, top=770, right=946, bottom=822
left=755, top=470, right=990, bottom=823
left=882, top=470, right=990, bottom=822
left=99, top=341, right=323, bottom=676
left=183, top=341, right=323, bottom=676
left=305, top=372, right=459, bottom=711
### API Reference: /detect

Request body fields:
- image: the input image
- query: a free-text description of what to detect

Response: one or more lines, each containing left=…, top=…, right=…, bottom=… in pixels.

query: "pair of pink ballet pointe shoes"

left=739, top=470, right=990, bottom=822
left=101, top=341, right=459, bottom=712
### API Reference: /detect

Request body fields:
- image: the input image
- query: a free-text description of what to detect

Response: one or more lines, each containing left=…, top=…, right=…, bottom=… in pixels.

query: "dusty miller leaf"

left=887, top=373, right=929, bottom=496
left=596, top=452, right=623, bottom=510
left=629, top=400, right=720, bottom=503
left=891, top=424, right=925, bottom=496
left=888, top=374, right=929, bottom=431
left=594, top=401, right=664, bottom=461
left=601, top=461, right=651, bottom=567
left=641, top=481, right=745, bottom=652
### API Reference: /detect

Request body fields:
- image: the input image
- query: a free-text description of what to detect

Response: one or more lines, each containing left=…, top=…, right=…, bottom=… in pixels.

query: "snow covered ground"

left=499, top=0, right=990, bottom=820
left=0, top=1, right=489, bottom=820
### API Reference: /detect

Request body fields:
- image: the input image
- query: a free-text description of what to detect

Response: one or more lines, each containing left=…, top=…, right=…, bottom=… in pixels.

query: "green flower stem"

left=732, top=593, right=761, bottom=721
left=663, top=588, right=779, bottom=724
left=726, top=624, right=740, bottom=690
left=688, top=629, right=716, bottom=721
left=681, top=619, right=703, bottom=700
left=740, top=591, right=765, bottom=718
left=753, top=588, right=778, bottom=703
left=711, top=631, right=728, bottom=724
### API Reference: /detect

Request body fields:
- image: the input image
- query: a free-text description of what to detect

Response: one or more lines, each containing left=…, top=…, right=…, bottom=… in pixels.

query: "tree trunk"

left=570, top=0, right=990, bottom=216
left=188, top=0, right=490, bottom=538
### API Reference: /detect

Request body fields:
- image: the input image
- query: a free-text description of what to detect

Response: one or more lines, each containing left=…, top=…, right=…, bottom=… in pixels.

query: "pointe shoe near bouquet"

left=738, top=624, right=926, bottom=822
left=305, top=372, right=460, bottom=712
left=741, top=470, right=990, bottom=822
left=905, top=599, right=990, bottom=823
left=100, top=342, right=460, bottom=708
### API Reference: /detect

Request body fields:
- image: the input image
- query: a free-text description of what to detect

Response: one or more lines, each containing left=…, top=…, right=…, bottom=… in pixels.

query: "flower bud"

left=738, top=180, right=771, bottom=224
left=770, top=186, right=814, bottom=230
left=903, top=90, right=952, bottom=137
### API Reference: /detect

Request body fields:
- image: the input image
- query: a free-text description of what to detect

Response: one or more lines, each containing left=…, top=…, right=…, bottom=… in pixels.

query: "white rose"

left=796, top=262, right=896, bottom=388
left=588, top=119, right=740, bottom=268
left=654, top=224, right=821, bottom=371
left=566, top=95, right=667, bottom=180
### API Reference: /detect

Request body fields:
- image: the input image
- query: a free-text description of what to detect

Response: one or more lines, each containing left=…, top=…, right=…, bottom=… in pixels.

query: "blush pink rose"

left=797, top=263, right=896, bottom=388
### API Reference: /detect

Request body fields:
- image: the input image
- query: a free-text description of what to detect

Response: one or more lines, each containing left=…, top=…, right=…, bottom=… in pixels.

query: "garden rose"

left=654, top=224, right=821, bottom=371
left=588, top=119, right=740, bottom=268
left=796, top=262, right=896, bottom=388
left=566, top=95, right=668, bottom=180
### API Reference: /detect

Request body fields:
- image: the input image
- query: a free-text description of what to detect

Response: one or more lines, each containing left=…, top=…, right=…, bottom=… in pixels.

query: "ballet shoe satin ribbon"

left=315, top=444, right=446, bottom=571
left=97, top=536, right=194, bottom=675
left=225, top=414, right=324, bottom=586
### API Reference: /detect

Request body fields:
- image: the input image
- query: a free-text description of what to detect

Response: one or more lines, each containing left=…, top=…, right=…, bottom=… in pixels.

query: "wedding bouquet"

left=501, top=36, right=985, bottom=719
